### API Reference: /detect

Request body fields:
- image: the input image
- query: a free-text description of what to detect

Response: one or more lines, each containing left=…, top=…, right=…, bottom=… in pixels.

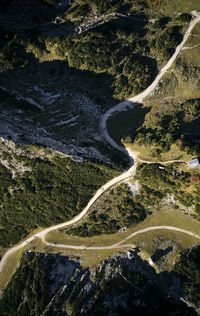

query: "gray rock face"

left=1, top=248, right=195, bottom=315
left=0, top=82, right=113, bottom=163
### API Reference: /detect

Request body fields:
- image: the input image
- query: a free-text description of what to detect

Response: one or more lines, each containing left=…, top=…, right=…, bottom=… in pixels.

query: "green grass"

left=184, top=22, right=200, bottom=48
left=45, top=229, right=125, bottom=247
left=46, top=206, right=200, bottom=248
left=161, top=68, right=200, bottom=101
left=2, top=207, right=200, bottom=295
left=154, top=0, right=200, bottom=16
left=0, top=247, right=25, bottom=292
left=66, top=0, right=200, bottom=19
left=58, top=247, right=133, bottom=269
left=120, top=207, right=200, bottom=270
left=125, top=207, right=200, bottom=235
left=125, top=230, right=199, bottom=270
left=44, top=207, right=200, bottom=272
left=182, top=47, right=200, bottom=67
left=0, top=233, right=47, bottom=292
left=126, top=143, right=193, bottom=162
left=62, top=183, right=146, bottom=238
left=0, top=233, right=63, bottom=292
left=144, top=21, right=200, bottom=103
left=0, top=142, right=120, bottom=249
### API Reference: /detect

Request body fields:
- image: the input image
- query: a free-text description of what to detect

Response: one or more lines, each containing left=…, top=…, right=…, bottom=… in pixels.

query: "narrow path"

left=113, top=226, right=200, bottom=246
left=0, top=12, right=200, bottom=282
left=0, top=167, right=135, bottom=273
left=137, top=157, right=187, bottom=165
left=182, top=43, right=200, bottom=50
left=100, top=13, right=200, bottom=154
left=43, top=226, right=200, bottom=250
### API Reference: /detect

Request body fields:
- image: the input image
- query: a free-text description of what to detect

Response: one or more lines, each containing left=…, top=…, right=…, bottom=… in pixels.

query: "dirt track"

left=1, top=12, right=200, bottom=282
left=43, top=226, right=200, bottom=250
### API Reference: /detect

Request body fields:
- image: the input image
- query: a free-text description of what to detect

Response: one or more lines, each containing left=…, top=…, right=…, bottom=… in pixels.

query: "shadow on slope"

left=107, top=103, right=151, bottom=146
left=0, top=247, right=198, bottom=316
left=0, top=58, right=130, bottom=167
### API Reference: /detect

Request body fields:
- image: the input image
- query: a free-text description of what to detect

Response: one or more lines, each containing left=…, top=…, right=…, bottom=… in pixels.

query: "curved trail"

left=113, top=226, right=200, bottom=246
left=0, top=13, right=200, bottom=279
left=100, top=13, right=200, bottom=153
left=43, top=226, right=200, bottom=250
left=137, top=157, right=187, bottom=165
left=0, top=167, right=135, bottom=273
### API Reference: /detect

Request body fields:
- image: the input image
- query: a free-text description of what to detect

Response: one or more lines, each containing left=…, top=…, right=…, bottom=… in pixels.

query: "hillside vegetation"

left=64, top=183, right=146, bottom=237
left=135, top=163, right=200, bottom=216
left=0, top=0, right=189, bottom=100
left=62, top=160, right=200, bottom=239
left=174, top=246, right=200, bottom=307
left=0, top=140, right=119, bottom=251
left=123, top=98, right=200, bottom=160
left=0, top=0, right=200, bottom=314
left=0, top=249, right=198, bottom=316
left=122, top=10, right=200, bottom=162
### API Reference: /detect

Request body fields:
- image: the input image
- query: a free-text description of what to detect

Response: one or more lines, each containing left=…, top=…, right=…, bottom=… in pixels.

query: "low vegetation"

left=63, top=21, right=155, bottom=100
left=135, top=163, right=200, bottom=216
left=174, top=245, right=200, bottom=308
left=66, top=0, right=196, bottom=20
left=0, top=0, right=186, bottom=101
left=59, top=158, right=200, bottom=238
left=1, top=0, right=200, bottom=312
left=130, top=231, right=199, bottom=271
left=123, top=98, right=200, bottom=160
left=45, top=207, right=200, bottom=254
left=0, top=252, right=68, bottom=316
left=0, top=249, right=198, bottom=316
left=0, top=144, right=119, bottom=249
left=64, top=184, right=146, bottom=237
left=121, top=15, right=200, bottom=161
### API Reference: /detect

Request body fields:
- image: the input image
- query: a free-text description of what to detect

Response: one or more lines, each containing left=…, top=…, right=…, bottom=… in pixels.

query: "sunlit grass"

left=126, top=229, right=199, bottom=270
left=46, top=207, right=200, bottom=251
left=0, top=247, right=24, bottom=292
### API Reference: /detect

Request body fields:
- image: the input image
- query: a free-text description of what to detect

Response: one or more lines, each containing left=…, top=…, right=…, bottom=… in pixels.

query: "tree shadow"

left=0, top=57, right=130, bottom=166
left=0, top=57, right=119, bottom=109
left=151, top=246, right=173, bottom=262
left=0, top=246, right=198, bottom=315
left=0, top=7, right=159, bottom=166
left=0, top=0, right=67, bottom=24
left=106, top=102, right=151, bottom=146
left=0, top=56, right=151, bottom=166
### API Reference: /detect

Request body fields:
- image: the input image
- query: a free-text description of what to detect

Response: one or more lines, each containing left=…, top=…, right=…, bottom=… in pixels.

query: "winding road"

left=43, top=226, right=200, bottom=250
left=100, top=12, right=200, bottom=154
left=1, top=12, right=200, bottom=285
